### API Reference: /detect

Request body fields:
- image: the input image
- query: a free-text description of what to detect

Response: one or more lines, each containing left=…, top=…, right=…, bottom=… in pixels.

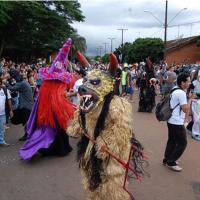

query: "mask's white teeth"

left=86, top=102, right=93, bottom=110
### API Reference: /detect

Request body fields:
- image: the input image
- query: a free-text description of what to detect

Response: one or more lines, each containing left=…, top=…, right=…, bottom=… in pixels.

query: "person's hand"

left=9, top=110, right=14, bottom=118
left=188, top=91, right=196, bottom=99
left=64, top=91, right=70, bottom=98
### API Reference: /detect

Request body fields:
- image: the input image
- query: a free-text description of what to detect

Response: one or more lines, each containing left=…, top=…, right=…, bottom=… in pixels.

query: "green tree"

left=0, top=1, right=85, bottom=62
left=131, top=38, right=164, bottom=62
left=115, top=42, right=132, bottom=63
left=101, top=53, right=109, bottom=63
left=197, top=40, right=200, bottom=47
left=197, top=40, right=200, bottom=58
left=115, top=38, right=164, bottom=63
left=70, top=32, right=87, bottom=61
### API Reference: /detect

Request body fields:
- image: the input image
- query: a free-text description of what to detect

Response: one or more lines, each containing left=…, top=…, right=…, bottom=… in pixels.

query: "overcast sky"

left=72, top=0, right=200, bottom=56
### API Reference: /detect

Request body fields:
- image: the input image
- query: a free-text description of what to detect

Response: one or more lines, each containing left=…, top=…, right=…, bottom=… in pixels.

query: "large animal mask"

left=78, top=53, right=118, bottom=113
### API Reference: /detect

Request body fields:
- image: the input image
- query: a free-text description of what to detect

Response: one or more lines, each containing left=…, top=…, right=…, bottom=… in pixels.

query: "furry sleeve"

left=95, top=96, right=133, bottom=161
left=66, top=110, right=81, bottom=137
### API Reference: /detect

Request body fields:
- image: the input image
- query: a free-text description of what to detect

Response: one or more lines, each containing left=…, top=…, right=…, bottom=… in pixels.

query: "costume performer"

left=19, top=38, right=76, bottom=160
left=138, top=57, right=156, bottom=112
left=67, top=53, right=145, bottom=200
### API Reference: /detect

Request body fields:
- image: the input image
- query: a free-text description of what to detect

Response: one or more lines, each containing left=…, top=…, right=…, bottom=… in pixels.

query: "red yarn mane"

left=37, top=80, right=76, bottom=129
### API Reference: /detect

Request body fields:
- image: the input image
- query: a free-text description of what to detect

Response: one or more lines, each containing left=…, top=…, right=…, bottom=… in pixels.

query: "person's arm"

left=6, top=82, right=22, bottom=92
left=67, top=91, right=77, bottom=97
left=181, top=91, right=195, bottom=114
left=6, top=90, right=13, bottom=118
left=7, top=99, right=13, bottom=118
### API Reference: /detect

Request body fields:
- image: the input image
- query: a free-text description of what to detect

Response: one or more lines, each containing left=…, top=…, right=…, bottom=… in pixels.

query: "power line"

left=168, top=20, right=200, bottom=27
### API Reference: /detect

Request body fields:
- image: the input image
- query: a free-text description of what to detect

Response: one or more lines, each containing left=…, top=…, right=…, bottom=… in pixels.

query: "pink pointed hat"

left=39, top=38, right=72, bottom=83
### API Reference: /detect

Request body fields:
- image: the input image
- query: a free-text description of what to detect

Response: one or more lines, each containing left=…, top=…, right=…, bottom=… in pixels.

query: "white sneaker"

left=167, top=164, right=183, bottom=172
left=0, top=142, right=10, bottom=147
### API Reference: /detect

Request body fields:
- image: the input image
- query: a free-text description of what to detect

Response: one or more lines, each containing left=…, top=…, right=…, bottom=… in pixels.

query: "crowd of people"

left=0, top=53, right=200, bottom=174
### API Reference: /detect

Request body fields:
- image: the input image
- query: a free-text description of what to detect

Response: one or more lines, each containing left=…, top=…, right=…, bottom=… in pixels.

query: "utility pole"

left=145, top=1, right=186, bottom=60
left=177, top=25, right=180, bottom=38
left=164, top=0, right=168, bottom=59
left=96, top=47, right=99, bottom=56
left=102, top=42, right=108, bottom=54
left=99, top=46, right=103, bottom=57
left=107, top=37, right=115, bottom=52
left=117, top=28, right=128, bottom=46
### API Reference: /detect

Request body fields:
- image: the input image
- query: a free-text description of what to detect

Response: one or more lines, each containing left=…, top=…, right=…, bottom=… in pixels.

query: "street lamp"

left=144, top=10, right=163, bottom=26
left=117, top=28, right=128, bottom=46
left=108, top=37, right=115, bottom=52
left=96, top=47, right=99, bottom=56
left=102, top=42, right=108, bottom=54
left=99, top=46, right=103, bottom=57
left=144, top=0, right=187, bottom=58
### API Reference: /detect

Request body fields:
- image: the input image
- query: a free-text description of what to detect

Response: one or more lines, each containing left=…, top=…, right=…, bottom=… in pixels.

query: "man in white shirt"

left=0, top=78, right=13, bottom=146
left=163, top=73, right=195, bottom=172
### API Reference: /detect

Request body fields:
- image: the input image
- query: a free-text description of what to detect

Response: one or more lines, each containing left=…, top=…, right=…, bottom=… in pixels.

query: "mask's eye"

left=89, top=78, right=101, bottom=86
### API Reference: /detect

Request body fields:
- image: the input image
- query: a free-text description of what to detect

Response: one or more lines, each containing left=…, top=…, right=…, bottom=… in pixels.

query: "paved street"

left=0, top=97, right=200, bottom=200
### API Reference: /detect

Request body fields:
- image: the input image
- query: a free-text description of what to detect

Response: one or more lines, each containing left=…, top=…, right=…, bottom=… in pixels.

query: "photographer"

left=163, top=73, right=195, bottom=172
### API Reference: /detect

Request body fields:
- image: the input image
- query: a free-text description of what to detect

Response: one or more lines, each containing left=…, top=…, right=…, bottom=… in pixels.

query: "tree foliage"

left=115, top=38, right=164, bottom=63
left=70, top=32, right=87, bottom=62
left=0, top=1, right=85, bottom=62
left=197, top=40, right=200, bottom=59
left=101, top=53, right=109, bottom=63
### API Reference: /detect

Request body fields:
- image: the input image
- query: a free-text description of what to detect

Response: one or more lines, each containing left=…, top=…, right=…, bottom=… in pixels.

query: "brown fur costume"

left=68, top=97, right=133, bottom=200
left=67, top=54, right=143, bottom=200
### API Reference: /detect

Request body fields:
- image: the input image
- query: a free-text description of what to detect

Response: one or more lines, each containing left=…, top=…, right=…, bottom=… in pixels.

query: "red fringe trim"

left=37, top=80, right=76, bottom=129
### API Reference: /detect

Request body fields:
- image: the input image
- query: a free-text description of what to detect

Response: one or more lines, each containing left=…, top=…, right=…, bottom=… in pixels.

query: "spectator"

left=27, top=69, right=36, bottom=95
left=163, top=66, right=177, bottom=97
left=114, top=67, right=122, bottom=96
left=0, top=77, right=13, bottom=146
left=126, top=67, right=134, bottom=102
left=0, top=58, right=5, bottom=70
left=163, top=73, right=195, bottom=172
left=6, top=70, right=34, bottom=141
left=121, top=63, right=128, bottom=96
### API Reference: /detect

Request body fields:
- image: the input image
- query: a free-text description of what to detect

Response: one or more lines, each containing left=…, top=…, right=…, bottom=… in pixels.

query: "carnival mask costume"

left=20, top=38, right=76, bottom=160
left=67, top=53, right=146, bottom=200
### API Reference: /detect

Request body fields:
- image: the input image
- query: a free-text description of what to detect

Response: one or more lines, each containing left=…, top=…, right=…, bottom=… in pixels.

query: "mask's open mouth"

left=79, top=86, right=99, bottom=113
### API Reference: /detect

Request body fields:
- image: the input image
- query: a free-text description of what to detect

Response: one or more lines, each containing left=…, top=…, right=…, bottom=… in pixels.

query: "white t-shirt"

left=193, top=80, right=200, bottom=92
left=0, top=88, right=11, bottom=115
left=168, top=87, right=187, bottom=125
left=73, top=78, right=83, bottom=93
left=71, top=78, right=83, bottom=105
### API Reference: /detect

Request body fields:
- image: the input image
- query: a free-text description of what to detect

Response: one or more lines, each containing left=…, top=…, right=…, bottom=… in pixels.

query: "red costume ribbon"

left=81, top=131, right=148, bottom=200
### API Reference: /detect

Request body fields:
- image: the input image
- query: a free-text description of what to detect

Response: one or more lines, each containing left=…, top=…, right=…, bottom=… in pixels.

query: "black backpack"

left=155, top=88, right=181, bottom=121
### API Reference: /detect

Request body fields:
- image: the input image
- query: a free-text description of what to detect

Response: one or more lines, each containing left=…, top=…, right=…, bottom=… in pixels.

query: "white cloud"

left=73, top=0, right=200, bottom=56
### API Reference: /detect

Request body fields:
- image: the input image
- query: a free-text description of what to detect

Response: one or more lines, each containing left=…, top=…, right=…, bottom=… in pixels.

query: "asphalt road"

left=0, top=97, right=200, bottom=200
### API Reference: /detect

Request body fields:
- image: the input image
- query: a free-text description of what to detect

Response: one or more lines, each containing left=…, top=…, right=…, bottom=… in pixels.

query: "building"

left=166, top=35, right=200, bottom=65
